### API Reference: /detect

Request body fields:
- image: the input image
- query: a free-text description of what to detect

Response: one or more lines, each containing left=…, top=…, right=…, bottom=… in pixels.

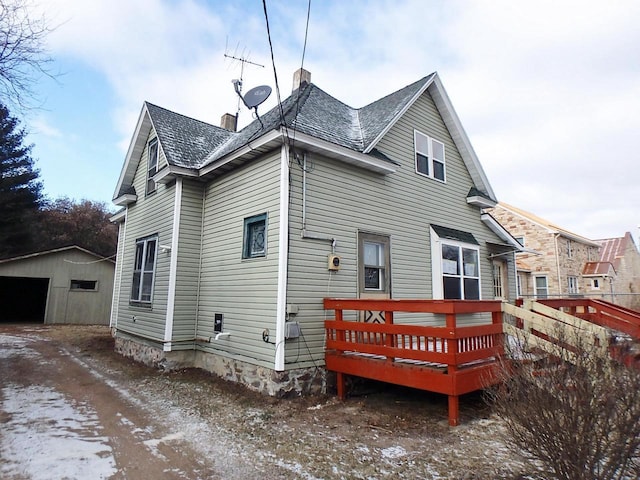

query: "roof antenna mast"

left=224, top=40, right=271, bottom=128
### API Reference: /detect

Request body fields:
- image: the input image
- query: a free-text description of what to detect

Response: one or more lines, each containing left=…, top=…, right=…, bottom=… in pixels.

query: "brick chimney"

left=220, top=113, right=237, bottom=132
left=292, top=68, right=311, bottom=92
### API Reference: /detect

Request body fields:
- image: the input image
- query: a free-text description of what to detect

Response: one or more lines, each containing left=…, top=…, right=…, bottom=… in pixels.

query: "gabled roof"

left=0, top=245, right=115, bottom=264
left=497, top=202, right=600, bottom=247
left=114, top=71, right=496, bottom=202
left=595, top=232, right=637, bottom=270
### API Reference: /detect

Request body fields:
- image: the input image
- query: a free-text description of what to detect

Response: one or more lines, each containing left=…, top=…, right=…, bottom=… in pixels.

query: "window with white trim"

left=535, top=276, right=548, bottom=299
left=566, top=239, right=573, bottom=259
left=568, top=276, right=578, bottom=294
left=592, top=278, right=600, bottom=289
left=431, top=227, right=480, bottom=300
left=243, top=213, right=267, bottom=259
left=414, top=130, right=445, bottom=182
left=146, top=139, right=158, bottom=195
left=131, top=236, right=157, bottom=303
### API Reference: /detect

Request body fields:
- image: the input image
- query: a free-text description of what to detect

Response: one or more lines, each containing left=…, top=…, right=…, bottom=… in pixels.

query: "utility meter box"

left=328, top=254, right=341, bottom=271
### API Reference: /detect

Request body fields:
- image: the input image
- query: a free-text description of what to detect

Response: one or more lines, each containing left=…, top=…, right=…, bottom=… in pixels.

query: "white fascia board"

left=154, top=165, right=198, bottom=184
left=113, top=194, right=137, bottom=206
left=288, top=129, right=397, bottom=174
left=113, top=104, right=151, bottom=201
left=467, top=195, right=497, bottom=208
left=363, top=74, right=435, bottom=154
left=481, top=213, right=526, bottom=251
left=198, top=129, right=283, bottom=177
left=429, top=76, right=497, bottom=201
left=109, top=209, right=126, bottom=223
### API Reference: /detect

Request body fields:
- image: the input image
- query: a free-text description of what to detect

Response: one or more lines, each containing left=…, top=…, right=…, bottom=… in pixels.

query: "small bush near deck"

left=486, top=327, right=640, bottom=480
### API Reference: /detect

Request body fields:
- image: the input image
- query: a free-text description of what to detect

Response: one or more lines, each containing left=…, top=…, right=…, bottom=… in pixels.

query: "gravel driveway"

left=0, top=325, right=537, bottom=479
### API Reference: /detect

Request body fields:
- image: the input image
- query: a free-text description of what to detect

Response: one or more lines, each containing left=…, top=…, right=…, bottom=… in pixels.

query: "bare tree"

left=486, top=326, right=640, bottom=480
left=0, top=0, right=53, bottom=108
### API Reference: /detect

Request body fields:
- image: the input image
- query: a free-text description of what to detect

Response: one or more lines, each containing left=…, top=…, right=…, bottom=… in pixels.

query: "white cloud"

left=31, top=0, right=640, bottom=239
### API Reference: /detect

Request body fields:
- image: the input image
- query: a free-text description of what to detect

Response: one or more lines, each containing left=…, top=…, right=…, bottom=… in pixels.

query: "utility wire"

left=262, top=0, right=288, bottom=138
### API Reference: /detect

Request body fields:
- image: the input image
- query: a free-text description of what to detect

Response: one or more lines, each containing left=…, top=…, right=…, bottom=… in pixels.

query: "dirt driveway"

left=0, top=325, right=537, bottom=479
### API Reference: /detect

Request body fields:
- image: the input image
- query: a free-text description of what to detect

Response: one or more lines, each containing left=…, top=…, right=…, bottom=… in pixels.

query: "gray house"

left=0, top=246, right=115, bottom=324
left=111, top=69, right=522, bottom=395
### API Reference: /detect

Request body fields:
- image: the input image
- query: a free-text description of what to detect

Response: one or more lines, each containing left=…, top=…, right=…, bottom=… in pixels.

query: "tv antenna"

left=224, top=42, right=268, bottom=122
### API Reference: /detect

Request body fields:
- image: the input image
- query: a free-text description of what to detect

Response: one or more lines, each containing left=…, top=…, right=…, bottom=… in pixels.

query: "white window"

left=535, top=276, right=548, bottom=299
left=358, top=232, right=391, bottom=295
left=514, top=236, right=525, bottom=247
left=414, top=130, right=445, bottom=182
left=568, top=276, right=578, bottom=294
left=146, top=139, right=158, bottom=195
left=517, top=272, right=526, bottom=297
left=431, top=227, right=480, bottom=300
left=243, top=213, right=267, bottom=258
left=131, top=236, right=157, bottom=303
left=566, top=239, right=573, bottom=259
left=593, top=278, right=600, bottom=289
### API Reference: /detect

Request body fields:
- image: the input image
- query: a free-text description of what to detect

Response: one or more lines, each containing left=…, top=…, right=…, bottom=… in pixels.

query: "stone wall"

left=114, top=333, right=328, bottom=397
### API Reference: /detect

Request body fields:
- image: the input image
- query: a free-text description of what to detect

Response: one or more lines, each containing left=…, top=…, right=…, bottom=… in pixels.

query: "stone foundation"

left=114, top=335, right=329, bottom=397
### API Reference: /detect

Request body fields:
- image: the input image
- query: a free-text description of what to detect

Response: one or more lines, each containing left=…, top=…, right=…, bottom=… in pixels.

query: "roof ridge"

left=145, top=101, right=226, bottom=131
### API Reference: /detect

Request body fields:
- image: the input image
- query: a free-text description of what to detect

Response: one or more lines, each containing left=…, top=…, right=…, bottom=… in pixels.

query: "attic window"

left=415, top=130, right=445, bottom=182
left=146, top=139, right=158, bottom=195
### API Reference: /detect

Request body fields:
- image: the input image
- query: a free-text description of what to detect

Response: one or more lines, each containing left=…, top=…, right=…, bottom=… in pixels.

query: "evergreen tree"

left=0, top=102, right=42, bottom=257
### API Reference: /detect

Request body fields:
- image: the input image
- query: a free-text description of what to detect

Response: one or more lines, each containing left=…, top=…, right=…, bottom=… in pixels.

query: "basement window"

left=70, top=280, right=97, bottom=291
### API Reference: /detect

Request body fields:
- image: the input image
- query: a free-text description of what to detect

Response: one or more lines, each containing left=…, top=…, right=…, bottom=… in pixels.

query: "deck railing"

left=324, top=298, right=504, bottom=426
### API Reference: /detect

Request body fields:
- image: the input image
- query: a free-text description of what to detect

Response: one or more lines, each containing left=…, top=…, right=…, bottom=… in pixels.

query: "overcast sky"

left=24, top=0, right=640, bottom=242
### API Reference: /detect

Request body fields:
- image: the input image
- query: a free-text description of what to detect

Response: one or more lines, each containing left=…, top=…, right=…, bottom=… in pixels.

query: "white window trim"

left=568, top=275, right=578, bottom=294
left=431, top=227, right=481, bottom=300
left=146, top=138, right=159, bottom=196
left=534, top=275, right=549, bottom=299
left=414, top=129, right=446, bottom=183
left=130, top=235, right=158, bottom=304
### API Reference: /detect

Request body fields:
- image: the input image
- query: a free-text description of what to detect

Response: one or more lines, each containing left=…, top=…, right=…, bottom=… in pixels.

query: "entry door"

left=492, top=260, right=508, bottom=300
left=358, top=232, right=391, bottom=323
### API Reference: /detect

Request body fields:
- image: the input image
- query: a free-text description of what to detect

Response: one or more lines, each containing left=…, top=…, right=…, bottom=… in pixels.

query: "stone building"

left=488, top=202, right=600, bottom=298
left=583, top=232, right=640, bottom=310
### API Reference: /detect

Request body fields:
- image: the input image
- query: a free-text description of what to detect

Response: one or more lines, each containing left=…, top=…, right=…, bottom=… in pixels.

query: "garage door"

left=0, top=276, right=49, bottom=323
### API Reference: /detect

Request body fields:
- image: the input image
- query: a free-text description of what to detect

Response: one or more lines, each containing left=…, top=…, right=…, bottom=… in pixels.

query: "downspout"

left=164, top=178, right=183, bottom=351
left=554, top=233, right=562, bottom=297
left=275, top=142, right=290, bottom=371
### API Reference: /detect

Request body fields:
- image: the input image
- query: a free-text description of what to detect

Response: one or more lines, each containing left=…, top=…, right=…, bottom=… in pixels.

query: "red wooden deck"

left=323, top=298, right=504, bottom=426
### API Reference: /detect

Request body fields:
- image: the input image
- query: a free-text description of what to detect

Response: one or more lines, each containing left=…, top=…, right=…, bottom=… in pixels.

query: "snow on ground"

left=0, top=335, right=117, bottom=480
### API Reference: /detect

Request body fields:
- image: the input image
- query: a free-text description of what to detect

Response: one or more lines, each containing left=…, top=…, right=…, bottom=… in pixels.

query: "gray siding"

left=115, top=131, right=176, bottom=343
left=110, top=221, right=126, bottom=327
left=285, top=90, right=506, bottom=367
left=197, top=151, right=282, bottom=368
left=171, top=180, right=204, bottom=344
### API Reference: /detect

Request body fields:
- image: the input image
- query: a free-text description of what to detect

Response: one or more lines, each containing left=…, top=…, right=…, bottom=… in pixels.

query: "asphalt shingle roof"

left=146, top=75, right=436, bottom=170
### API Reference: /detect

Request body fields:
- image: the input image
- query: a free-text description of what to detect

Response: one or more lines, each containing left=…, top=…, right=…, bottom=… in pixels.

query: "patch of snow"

left=0, top=384, right=117, bottom=480
left=0, top=334, right=39, bottom=359
left=381, top=445, right=407, bottom=459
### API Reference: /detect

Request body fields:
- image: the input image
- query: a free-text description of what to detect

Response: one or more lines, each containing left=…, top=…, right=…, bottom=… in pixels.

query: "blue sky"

left=20, top=0, right=640, bottom=241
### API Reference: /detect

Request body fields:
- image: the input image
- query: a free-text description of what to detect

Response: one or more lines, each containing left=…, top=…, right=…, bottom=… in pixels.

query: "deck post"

left=336, top=372, right=346, bottom=399
left=448, top=395, right=459, bottom=426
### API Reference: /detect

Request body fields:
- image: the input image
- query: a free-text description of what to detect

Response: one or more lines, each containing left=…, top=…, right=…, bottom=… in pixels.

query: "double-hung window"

left=146, top=139, right=158, bottom=195
left=243, top=213, right=267, bottom=259
left=535, top=276, right=549, bottom=299
left=568, top=276, right=578, bottom=295
left=131, top=236, right=157, bottom=303
left=414, top=130, right=445, bottom=182
left=566, top=239, right=573, bottom=259
left=431, top=226, right=480, bottom=300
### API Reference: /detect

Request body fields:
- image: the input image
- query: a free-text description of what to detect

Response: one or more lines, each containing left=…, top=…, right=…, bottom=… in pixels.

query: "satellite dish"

left=243, top=85, right=272, bottom=109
